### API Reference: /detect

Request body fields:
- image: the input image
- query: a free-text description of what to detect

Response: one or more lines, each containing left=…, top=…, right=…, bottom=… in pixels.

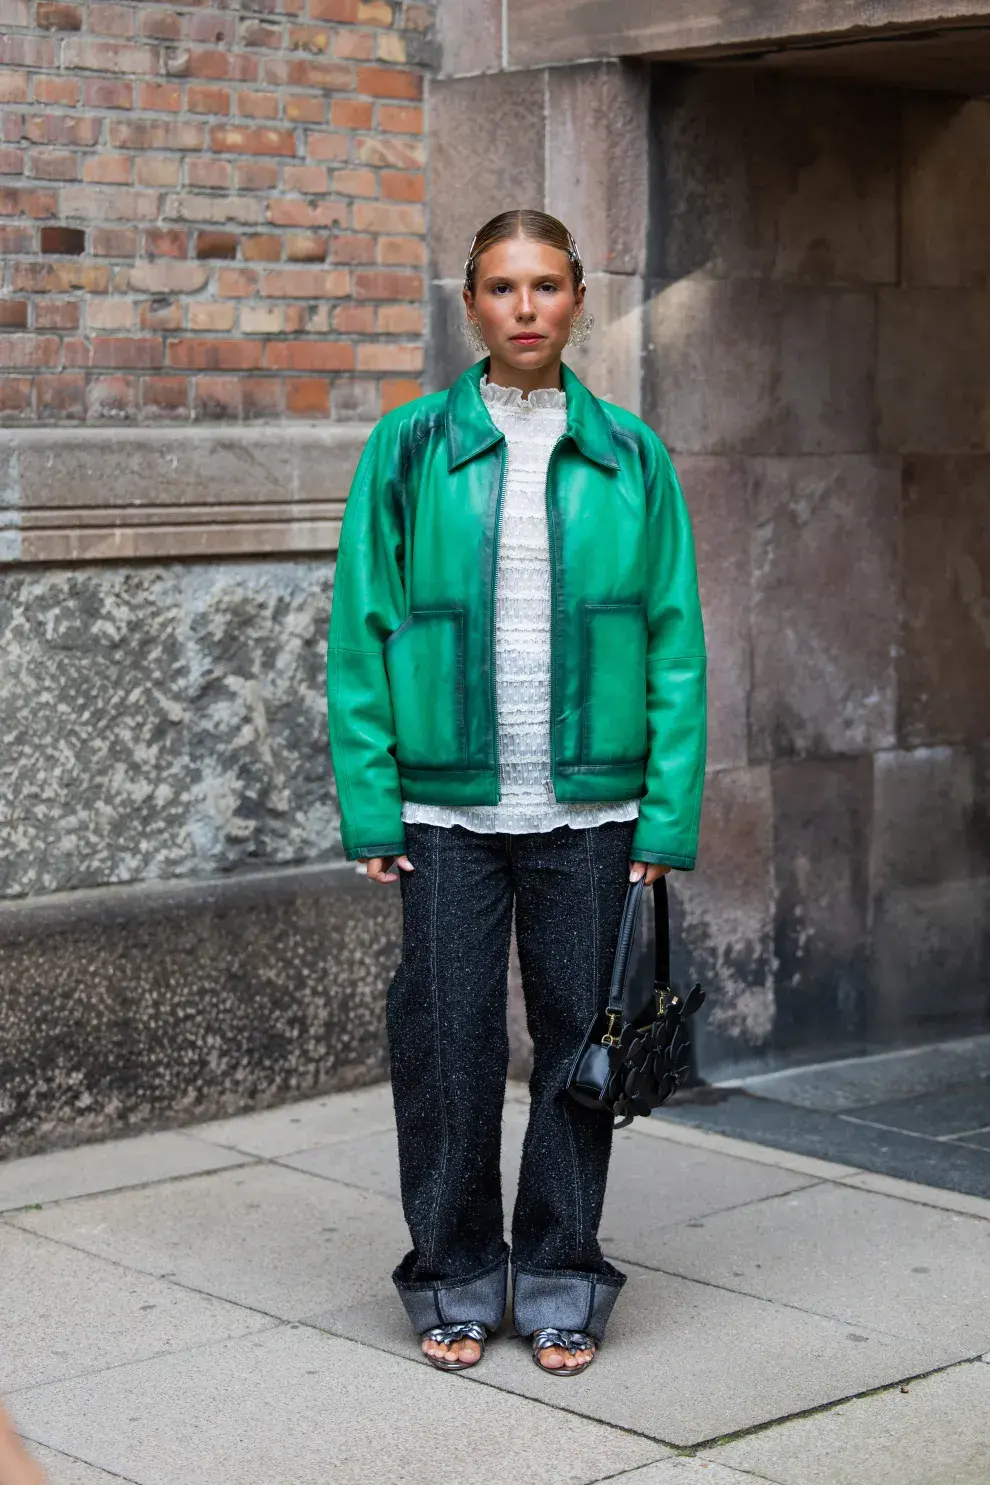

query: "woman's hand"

left=629, top=861, right=671, bottom=886
left=360, top=855, right=414, bottom=885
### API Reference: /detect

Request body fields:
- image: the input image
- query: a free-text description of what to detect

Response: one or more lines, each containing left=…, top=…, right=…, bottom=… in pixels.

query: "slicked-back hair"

left=463, top=209, right=585, bottom=295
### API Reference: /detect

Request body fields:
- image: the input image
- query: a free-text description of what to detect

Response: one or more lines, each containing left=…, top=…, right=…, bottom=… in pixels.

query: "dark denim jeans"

left=387, top=820, right=635, bottom=1342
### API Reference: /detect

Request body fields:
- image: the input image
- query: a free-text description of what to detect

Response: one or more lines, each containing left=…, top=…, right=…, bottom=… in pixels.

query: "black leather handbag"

left=567, top=877, right=705, bottom=1128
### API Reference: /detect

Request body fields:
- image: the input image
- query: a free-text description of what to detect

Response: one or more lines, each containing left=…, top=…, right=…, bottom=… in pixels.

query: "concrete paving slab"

left=190, top=1083, right=397, bottom=1158
left=9, top=1163, right=412, bottom=1324
left=0, top=1223, right=273, bottom=1391
left=28, top=1444, right=140, bottom=1484
left=652, top=1182, right=990, bottom=1351
left=708, top=1358, right=990, bottom=1485
left=10, top=1325, right=666, bottom=1485
left=607, top=1461, right=780, bottom=1485
left=846, top=1085, right=990, bottom=1138
left=641, top=1113, right=860, bottom=1181
left=0, top=1133, right=251, bottom=1213
left=733, top=1034, right=990, bottom=1113
left=840, top=1168, right=990, bottom=1220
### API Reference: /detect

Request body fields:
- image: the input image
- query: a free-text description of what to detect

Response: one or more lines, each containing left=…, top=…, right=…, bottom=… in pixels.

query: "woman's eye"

left=538, top=283, right=558, bottom=292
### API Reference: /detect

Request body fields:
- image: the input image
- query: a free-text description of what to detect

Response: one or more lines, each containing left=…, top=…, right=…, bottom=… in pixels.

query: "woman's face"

left=464, top=235, right=584, bottom=374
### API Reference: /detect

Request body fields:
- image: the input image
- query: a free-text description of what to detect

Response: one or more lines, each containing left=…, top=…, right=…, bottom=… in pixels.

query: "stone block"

left=436, top=0, right=502, bottom=77
left=771, top=757, right=872, bottom=1055
left=0, top=864, right=398, bottom=1156
left=426, top=276, right=475, bottom=391
left=428, top=71, right=546, bottom=281
left=546, top=61, right=649, bottom=275
left=902, top=94, right=990, bottom=288
left=899, top=455, right=990, bottom=746
left=872, top=746, right=989, bottom=891
left=674, top=456, right=752, bottom=769
left=878, top=289, right=990, bottom=453
left=669, top=765, right=775, bottom=1078
left=645, top=278, right=877, bottom=455
left=651, top=70, right=897, bottom=285
left=562, top=271, right=643, bottom=413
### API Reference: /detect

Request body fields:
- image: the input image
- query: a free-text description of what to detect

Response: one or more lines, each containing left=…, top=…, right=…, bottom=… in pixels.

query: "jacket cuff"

left=344, top=838, right=407, bottom=863
left=630, top=844, right=696, bottom=870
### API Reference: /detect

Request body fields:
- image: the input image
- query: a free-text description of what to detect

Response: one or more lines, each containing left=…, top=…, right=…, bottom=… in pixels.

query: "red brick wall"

left=0, top=0, right=432, bottom=422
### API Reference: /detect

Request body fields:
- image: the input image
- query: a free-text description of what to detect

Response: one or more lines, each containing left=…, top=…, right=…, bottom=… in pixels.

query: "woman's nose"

left=516, top=292, right=536, bottom=319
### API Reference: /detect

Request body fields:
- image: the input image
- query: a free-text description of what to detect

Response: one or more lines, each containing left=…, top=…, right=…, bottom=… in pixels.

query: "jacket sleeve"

left=326, top=417, right=407, bottom=862
left=630, top=434, right=707, bottom=870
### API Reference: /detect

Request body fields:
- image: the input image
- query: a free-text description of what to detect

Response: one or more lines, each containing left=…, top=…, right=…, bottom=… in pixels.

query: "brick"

left=265, top=340, right=354, bottom=371
left=357, top=341, right=422, bottom=371
left=0, top=146, right=24, bottom=172
left=195, top=230, right=238, bottom=259
left=211, top=125, right=296, bottom=156
left=61, top=186, right=159, bottom=221
left=178, top=50, right=230, bottom=80
left=358, top=0, right=393, bottom=21
left=262, top=267, right=349, bottom=297
left=267, top=199, right=347, bottom=229
left=164, top=192, right=264, bottom=224
left=0, top=37, right=56, bottom=67
left=36, top=373, right=86, bottom=418
left=194, top=375, right=242, bottom=418
left=404, top=4, right=433, bottom=30
left=57, top=335, right=92, bottom=364
left=35, top=299, right=79, bottom=329
left=188, top=85, right=231, bottom=114
left=331, top=232, right=376, bottom=262
left=381, top=378, right=422, bottom=413
left=243, top=234, right=281, bottom=261
left=310, top=0, right=358, bottom=20
left=22, top=115, right=102, bottom=147
left=353, top=201, right=424, bottom=234
left=333, top=303, right=375, bottom=332
left=0, top=225, right=34, bottom=253
left=377, top=302, right=423, bottom=333
left=87, top=375, right=138, bottom=418
left=286, top=304, right=310, bottom=332
left=228, top=53, right=260, bottom=84
left=87, top=298, right=135, bottom=331
left=353, top=269, right=422, bottom=300
left=378, top=104, right=422, bottom=134
left=0, top=377, right=31, bottom=414
left=187, top=158, right=232, bottom=189
left=240, top=304, right=283, bottom=334
left=93, top=227, right=137, bottom=256
left=333, top=29, right=375, bottom=60
left=134, top=157, right=182, bottom=188
left=138, top=82, right=182, bottom=111
left=139, top=299, right=183, bottom=331
left=334, top=168, right=377, bottom=197
left=128, top=261, right=209, bottom=293
left=83, top=78, right=134, bottom=109
left=286, top=59, right=353, bottom=90
left=286, top=94, right=325, bottom=124
left=0, top=73, right=30, bottom=104
left=36, top=2, right=82, bottom=29
left=331, top=99, right=373, bottom=130
left=167, top=337, right=264, bottom=370
left=236, top=161, right=280, bottom=190
left=34, top=77, right=80, bottom=106
left=90, top=337, right=163, bottom=369
left=39, top=226, right=87, bottom=258
left=0, top=189, right=60, bottom=220
left=0, top=0, right=31, bottom=17
left=83, top=155, right=132, bottom=185
left=0, top=301, right=29, bottom=329
left=306, top=131, right=350, bottom=162
left=356, top=66, right=421, bottom=100
left=240, top=22, right=282, bottom=49
left=189, top=301, right=236, bottom=331
left=287, top=378, right=330, bottom=416
left=283, top=164, right=329, bottom=193
left=90, top=4, right=135, bottom=37
left=355, top=134, right=425, bottom=167
left=63, top=38, right=159, bottom=74
left=216, top=267, right=259, bottom=296
left=109, top=120, right=204, bottom=150
left=32, top=151, right=79, bottom=181
left=382, top=170, right=424, bottom=202
left=141, top=11, right=183, bottom=42
left=242, top=378, right=282, bottom=418
left=188, top=14, right=236, bottom=45
left=238, top=89, right=279, bottom=119
left=376, top=31, right=406, bottom=63
left=377, top=234, right=425, bottom=265
left=144, top=227, right=188, bottom=258
left=286, top=232, right=328, bottom=261
left=0, top=334, right=59, bottom=369
left=288, top=24, right=332, bottom=53
left=141, top=375, right=189, bottom=415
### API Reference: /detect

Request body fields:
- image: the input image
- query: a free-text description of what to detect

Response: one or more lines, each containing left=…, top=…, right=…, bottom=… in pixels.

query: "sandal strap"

left=532, top=1327, right=595, bottom=1357
left=422, top=1322, right=486, bottom=1346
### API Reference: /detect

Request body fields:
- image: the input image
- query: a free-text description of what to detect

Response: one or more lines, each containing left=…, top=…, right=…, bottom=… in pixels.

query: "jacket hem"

left=630, top=846, right=696, bottom=870
left=344, top=839, right=407, bottom=862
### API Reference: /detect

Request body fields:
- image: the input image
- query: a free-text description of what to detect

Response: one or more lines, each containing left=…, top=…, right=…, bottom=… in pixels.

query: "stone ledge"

left=0, top=861, right=400, bottom=1157
left=0, top=422, right=374, bottom=564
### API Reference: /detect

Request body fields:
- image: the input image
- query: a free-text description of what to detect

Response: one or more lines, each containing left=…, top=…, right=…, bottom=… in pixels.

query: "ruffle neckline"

left=480, top=375, right=567, bottom=412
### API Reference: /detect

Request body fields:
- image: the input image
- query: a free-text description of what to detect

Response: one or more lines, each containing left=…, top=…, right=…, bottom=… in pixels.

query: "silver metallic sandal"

left=420, top=1321, right=487, bottom=1372
left=532, top=1327, right=597, bottom=1377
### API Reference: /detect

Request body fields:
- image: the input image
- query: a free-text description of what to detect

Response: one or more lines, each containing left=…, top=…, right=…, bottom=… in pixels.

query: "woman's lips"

left=510, top=334, right=544, bottom=344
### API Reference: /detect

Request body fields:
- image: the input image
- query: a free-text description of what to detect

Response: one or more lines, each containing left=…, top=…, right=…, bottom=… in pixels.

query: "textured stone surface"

left=899, top=456, right=990, bottom=746
left=771, top=757, right=872, bottom=1054
left=426, top=278, right=477, bottom=392
left=0, top=561, right=336, bottom=897
left=546, top=62, right=649, bottom=275
left=436, top=0, right=502, bottom=75
left=560, top=273, right=644, bottom=414
left=0, top=865, right=398, bottom=1156
left=428, top=70, right=547, bottom=280
left=645, top=278, right=877, bottom=455
left=650, top=70, right=897, bottom=285
left=748, top=456, right=900, bottom=760
left=878, top=289, right=990, bottom=453
left=902, top=94, right=990, bottom=288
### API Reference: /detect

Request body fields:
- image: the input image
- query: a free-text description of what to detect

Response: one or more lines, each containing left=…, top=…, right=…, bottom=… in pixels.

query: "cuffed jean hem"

left=511, top=1260, right=627, bottom=1344
left=392, top=1248, right=509, bottom=1334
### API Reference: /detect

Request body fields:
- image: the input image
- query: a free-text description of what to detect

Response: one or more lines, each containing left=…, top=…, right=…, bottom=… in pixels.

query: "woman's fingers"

left=360, top=854, right=415, bottom=885
left=629, top=861, right=672, bottom=885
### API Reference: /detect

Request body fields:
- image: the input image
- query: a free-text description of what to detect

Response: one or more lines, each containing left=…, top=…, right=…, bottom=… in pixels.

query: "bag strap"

left=605, top=876, right=671, bottom=1020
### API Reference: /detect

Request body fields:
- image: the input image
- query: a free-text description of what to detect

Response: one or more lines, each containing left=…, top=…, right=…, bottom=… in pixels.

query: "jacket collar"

left=445, top=358, right=619, bottom=472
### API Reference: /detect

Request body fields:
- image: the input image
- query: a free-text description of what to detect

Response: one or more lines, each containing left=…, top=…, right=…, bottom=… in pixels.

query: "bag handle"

left=604, top=876, right=671, bottom=1023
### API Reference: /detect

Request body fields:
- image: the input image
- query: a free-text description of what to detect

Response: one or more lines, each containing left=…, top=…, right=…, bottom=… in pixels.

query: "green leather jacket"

left=327, top=359, right=707, bottom=867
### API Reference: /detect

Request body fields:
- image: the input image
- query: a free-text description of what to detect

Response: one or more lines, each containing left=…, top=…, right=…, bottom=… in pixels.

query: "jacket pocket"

left=581, top=602, right=648, bottom=765
left=385, top=609, right=467, bottom=769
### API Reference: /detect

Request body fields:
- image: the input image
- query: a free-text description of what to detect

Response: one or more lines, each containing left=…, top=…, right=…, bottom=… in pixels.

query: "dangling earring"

left=461, top=319, right=487, bottom=354
left=567, top=312, right=594, bottom=348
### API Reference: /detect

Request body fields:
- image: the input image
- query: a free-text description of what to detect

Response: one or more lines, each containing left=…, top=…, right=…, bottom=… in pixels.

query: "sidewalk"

left=2, top=1081, right=989, bottom=1485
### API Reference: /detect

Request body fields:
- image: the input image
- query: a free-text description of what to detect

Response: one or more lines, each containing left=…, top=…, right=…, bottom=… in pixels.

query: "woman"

left=327, top=209, right=706, bottom=1376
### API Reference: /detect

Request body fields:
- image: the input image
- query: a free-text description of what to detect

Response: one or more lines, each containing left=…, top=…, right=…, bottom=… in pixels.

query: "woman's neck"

left=485, top=354, right=564, bottom=399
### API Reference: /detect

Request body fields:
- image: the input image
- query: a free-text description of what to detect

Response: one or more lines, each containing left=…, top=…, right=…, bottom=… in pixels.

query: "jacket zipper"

left=490, top=440, right=508, bottom=802
left=544, top=433, right=568, bottom=803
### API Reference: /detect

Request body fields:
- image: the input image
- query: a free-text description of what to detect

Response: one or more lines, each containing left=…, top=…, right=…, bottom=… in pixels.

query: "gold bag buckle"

left=601, top=1010, right=622, bottom=1048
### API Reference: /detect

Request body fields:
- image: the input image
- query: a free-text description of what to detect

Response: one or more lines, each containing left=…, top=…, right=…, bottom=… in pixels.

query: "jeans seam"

left=424, top=825, right=449, bottom=1269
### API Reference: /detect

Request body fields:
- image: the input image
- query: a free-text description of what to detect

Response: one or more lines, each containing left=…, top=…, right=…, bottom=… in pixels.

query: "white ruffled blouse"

left=402, top=376, right=639, bottom=836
